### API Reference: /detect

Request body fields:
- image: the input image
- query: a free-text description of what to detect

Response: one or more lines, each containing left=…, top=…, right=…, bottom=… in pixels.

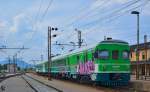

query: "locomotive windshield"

left=122, top=51, right=129, bottom=59
left=98, top=50, right=109, bottom=59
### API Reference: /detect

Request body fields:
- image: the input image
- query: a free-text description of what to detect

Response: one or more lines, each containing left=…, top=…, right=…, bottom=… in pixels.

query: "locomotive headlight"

left=91, top=74, right=97, bottom=81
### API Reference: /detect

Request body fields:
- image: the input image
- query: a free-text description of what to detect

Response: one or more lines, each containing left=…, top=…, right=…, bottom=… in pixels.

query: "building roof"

left=130, top=42, right=150, bottom=51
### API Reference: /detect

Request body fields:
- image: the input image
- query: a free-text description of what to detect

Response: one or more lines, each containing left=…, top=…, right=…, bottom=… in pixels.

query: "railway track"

left=0, top=73, right=22, bottom=82
left=22, top=75, right=63, bottom=92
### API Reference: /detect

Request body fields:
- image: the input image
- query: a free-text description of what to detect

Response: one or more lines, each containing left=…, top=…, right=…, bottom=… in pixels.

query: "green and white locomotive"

left=36, top=39, right=130, bottom=86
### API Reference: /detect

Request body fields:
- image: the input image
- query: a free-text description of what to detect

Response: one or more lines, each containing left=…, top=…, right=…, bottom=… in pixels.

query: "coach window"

left=77, top=55, right=80, bottom=63
left=122, top=51, right=129, bottom=59
left=112, top=50, right=119, bottom=60
left=85, top=52, right=88, bottom=62
left=98, top=50, right=109, bottom=59
left=92, top=53, right=94, bottom=61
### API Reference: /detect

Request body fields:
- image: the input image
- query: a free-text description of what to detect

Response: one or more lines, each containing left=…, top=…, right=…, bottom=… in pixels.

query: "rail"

left=22, top=75, right=63, bottom=92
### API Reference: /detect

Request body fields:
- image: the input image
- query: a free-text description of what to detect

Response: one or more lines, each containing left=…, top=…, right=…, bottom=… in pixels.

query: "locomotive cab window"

left=112, top=50, right=119, bottom=60
left=98, top=50, right=109, bottom=59
left=122, top=51, right=129, bottom=59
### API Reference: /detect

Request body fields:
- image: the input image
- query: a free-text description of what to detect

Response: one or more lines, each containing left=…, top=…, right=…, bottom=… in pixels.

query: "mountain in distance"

left=0, top=59, right=33, bottom=68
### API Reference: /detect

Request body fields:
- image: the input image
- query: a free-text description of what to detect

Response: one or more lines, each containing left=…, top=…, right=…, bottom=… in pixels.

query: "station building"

left=130, top=42, right=150, bottom=76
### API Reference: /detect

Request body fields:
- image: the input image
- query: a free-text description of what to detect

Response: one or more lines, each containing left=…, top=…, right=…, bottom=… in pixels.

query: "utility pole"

left=104, top=36, right=107, bottom=40
left=13, top=55, right=15, bottom=73
left=8, top=57, right=11, bottom=73
left=131, top=11, right=140, bottom=80
left=48, top=27, right=50, bottom=80
left=75, top=28, right=82, bottom=48
left=41, top=54, right=43, bottom=61
left=144, top=35, right=147, bottom=77
left=48, top=26, right=58, bottom=80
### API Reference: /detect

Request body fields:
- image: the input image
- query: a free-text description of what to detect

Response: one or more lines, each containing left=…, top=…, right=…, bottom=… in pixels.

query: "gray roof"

left=130, top=42, right=150, bottom=51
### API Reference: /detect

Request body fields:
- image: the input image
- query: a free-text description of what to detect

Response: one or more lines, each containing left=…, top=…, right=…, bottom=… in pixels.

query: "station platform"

left=130, top=75, right=150, bottom=92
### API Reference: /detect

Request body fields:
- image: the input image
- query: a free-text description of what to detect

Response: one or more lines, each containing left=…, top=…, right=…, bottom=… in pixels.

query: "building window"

left=142, top=52, right=145, bottom=60
left=85, top=52, right=88, bottom=62
left=130, top=53, right=132, bottom=58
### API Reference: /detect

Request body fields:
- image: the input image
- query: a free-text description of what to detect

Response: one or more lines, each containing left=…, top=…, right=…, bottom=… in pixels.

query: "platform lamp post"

left=48, top=26, right=58, bottom=80
left=131, top=11, right=140, bottom=80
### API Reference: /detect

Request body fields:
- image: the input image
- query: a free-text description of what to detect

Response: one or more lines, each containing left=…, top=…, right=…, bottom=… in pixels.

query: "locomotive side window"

left=112, top=50, right=119, bottom=60
left=122, top=51, right=129, bottom=59
left=98, top=50, right=109, bottom=59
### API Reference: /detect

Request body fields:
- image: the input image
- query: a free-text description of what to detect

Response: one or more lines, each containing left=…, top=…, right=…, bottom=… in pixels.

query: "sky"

left=0, top=0, right=150, bottom=64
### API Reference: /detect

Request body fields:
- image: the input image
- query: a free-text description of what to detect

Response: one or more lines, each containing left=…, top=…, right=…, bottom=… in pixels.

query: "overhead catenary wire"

left=57, top=0, right=121, bottom=44
left=59, top=0, right=112, bottom=30
left=78, top=0, right=142, bottom=28
left=65, top=0, right=150, bottom=48
left=15, top=0, right=44, bottom=55
left=60, top=0, right=143, bottom=42
left=16, top=0, right=53, bottom=61
left=33, top=0, right=43, bottom=30
left=22, top=0, right=53, bottom=48
left=82, top=0, right=150, bottom=36
left=40, top=0, right=53, bottom=22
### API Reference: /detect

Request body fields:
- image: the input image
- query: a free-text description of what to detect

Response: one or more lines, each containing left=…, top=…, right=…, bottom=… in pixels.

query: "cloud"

left=0, top=20, right=7, bottom=28
left=141, top=2, right=150, bottom=15
left=10, top=14, right=25, bottom=32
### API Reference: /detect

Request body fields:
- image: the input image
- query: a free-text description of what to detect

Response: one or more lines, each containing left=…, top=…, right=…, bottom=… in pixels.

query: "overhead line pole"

left=48, top=26, right=58, bottom=80
left=8, top=57, right=11, bottom=73
left=75, top=28, right=82, bottom=48
left=144, top=35, right=147, bottom=77
left=48, top=27, right=50, bottom=80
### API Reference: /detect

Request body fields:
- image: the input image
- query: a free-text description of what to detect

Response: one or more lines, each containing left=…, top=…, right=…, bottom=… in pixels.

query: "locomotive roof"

left=52, top=43, right=97, bottom=61
left=100, top=39, right=128, bottom=44
left=52, top=39, right=128, bottom=61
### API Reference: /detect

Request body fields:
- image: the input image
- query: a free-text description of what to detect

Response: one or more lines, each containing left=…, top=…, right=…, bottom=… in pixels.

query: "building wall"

left=7, top=64, right=17, bottom=73
left=130, top=49, right=150, bottom=61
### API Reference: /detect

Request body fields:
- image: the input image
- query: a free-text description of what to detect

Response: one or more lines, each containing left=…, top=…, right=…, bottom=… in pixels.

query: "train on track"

left=36, top=39, right=130, bottom=86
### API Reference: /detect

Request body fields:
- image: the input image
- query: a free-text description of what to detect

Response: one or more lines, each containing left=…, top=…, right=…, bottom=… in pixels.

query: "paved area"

left=130, top=76, right=150, bottom=92
left=22, top=75, right=58, bottom=92
left=0, top=76, right=35, bottom=92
